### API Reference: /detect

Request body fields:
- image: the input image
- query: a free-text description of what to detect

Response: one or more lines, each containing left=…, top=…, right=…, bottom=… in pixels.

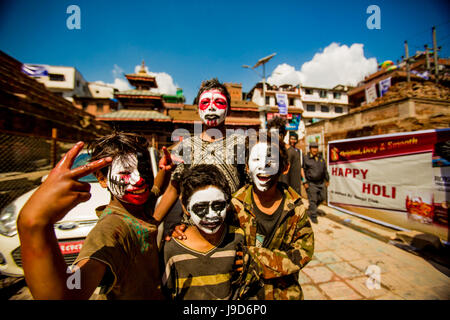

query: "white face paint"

left=198, top=89, right=228, bottom=127
left=107, top=153, right=150, bottom=205
left=248, top=142, right=280, bottom=192
left=187, top=186, right=228, bottom=234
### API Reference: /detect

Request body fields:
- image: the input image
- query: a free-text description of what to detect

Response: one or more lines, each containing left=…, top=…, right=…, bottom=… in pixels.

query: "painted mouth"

left=200, top=219, right=222, bottom=230
left=126, top=187, right=148, bottom=195
left=257, top=174, right=272, bottom=182
left=205, top=114, right=219, bottom=120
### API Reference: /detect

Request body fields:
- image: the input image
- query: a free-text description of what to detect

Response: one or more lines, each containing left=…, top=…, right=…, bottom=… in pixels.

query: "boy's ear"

left=95, top=171, right=108, bottom=188
left=281, top=162, right=290, bottom=175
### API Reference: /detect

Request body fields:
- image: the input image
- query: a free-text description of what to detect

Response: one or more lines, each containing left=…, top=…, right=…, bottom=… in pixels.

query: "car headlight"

left=0, top=203, right=18, bottom=237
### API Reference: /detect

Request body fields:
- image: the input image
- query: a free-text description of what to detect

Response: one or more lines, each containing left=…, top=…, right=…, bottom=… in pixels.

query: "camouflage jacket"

left=231, top=183, right=314, bottom=300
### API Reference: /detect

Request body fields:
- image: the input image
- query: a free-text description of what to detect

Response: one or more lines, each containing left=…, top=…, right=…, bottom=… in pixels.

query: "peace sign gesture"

left=18, top=141, right=112, bottom=227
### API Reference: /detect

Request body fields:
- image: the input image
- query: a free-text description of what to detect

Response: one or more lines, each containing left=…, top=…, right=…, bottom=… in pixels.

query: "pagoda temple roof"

left=124, top=60, right=157, bottom=83
left=97, top=109, right=171, bottom=122
left=115, top=89, right=162, bottom=98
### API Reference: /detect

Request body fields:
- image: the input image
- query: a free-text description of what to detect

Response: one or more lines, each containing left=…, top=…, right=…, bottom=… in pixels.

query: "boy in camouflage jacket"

left=231, top=132, right=314, bottom=300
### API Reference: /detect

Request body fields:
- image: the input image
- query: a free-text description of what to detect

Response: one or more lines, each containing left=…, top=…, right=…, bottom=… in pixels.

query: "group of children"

left=17, top=79, right=314, bottom=300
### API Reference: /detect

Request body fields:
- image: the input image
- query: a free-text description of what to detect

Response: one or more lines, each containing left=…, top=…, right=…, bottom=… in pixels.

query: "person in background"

left=267, top=117, right=302, bottom=195
left=301, top=142, right=329, bottom=224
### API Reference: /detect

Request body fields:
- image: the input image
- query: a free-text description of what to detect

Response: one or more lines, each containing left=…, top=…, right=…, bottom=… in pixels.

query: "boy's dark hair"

left=245, top=131, right=289, bottom=176
left=194, top=78, right=231, bottom=109
left=289, top=131, right=298, bottom=140
left=87, top=131, right=151, bottom=178
left=267, top=116, right=287, bottom=139
left=180, top=164, right=231, bottom=208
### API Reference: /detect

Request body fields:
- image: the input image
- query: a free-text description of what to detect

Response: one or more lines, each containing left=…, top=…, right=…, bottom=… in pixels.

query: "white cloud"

left=95, top=63, right=179, bottom=95
left=94, top=64, right=132, bottom=91
left=134, top=65, right=178, bottom=95
left=267, top=43, right=378, bottom=88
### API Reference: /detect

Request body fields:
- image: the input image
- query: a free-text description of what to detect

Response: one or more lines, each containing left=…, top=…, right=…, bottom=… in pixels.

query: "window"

left=289, top=98, right=294, bottom=106
left=49, top=73, right=65, bottom=81
left=335, top=106, right=343, bottom=113
left=305, top=89, right=313, bottom=95
left=81, top=102, right=88, bottom=110
left=265, top=96, right=270, bottom=105
left=76, top=80, right=80, bottom=88
left=321, top=105, right=329, bottom=112
left=96, top=103, right=103, bottom=113
left=319, top=90, right=327, bottom=98
left=306, top=104, right=315, bottom=112
left=333, top=92, right=341, bottom=99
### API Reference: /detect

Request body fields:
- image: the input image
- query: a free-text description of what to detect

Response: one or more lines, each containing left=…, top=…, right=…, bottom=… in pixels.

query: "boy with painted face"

left=18, top=132, right=173, bottom=299
left=231, top=132, right=314, bottom=300
left=161, top=164, right=249, bottom=300
left=154, top=78, right=247, bottom=238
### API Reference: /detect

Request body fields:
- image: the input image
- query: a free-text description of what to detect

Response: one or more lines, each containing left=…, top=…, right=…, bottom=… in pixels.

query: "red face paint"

left=121, top=177, right=150, bottom=205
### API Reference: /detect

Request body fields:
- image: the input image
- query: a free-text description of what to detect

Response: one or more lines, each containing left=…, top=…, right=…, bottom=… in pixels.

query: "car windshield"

left=71, top=153, right=98, bottom=182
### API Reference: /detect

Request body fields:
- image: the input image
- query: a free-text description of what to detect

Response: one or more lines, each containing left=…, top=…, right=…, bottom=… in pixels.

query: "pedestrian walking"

left=301, top=142, right=329, bottom=224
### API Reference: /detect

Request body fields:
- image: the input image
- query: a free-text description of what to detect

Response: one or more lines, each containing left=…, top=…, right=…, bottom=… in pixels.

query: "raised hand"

left=18, top=141, right=112, bottom=226
left=158, top=147, right=175, bottom=171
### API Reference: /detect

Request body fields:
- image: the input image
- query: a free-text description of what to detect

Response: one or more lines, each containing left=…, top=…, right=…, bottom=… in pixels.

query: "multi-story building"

left=247, top=82, right=349, bottom=125
left=22, top=63, right=119, bottom=116
left=300, top=85, right=349, bottom=124
left=73, top=82, right=118, bottom=116
left=24, top=64, right=91, bottom=102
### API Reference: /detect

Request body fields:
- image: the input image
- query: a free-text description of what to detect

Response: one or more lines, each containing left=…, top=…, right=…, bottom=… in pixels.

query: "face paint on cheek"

left=187, top=187, right=228, bottom=234
left=107, top=154, right=150, bottom=205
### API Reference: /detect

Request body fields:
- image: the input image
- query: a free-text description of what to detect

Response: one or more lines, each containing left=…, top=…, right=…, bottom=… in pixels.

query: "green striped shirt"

left=162, top=224, right=244, bottom=300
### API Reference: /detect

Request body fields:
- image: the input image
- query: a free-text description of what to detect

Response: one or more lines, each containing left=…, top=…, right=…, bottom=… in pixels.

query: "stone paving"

left=300, top=206, right=450, bottom=300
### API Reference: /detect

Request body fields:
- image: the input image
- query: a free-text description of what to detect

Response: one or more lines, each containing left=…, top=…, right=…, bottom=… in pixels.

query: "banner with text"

left=328, top=129, right=450, bottom=242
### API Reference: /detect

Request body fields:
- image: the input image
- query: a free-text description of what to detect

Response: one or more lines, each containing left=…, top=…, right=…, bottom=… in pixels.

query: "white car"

left=0, top=148, right=160, bottom=277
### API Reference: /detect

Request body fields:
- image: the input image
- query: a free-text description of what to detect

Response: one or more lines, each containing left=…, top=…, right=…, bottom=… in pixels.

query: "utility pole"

left=243, top=53, right=277, bottom=130
left=432, top=26, right=439, bottom=83
left=404, top=40, right=410, bottom=82
left=424, top=44, right=430, bottom=72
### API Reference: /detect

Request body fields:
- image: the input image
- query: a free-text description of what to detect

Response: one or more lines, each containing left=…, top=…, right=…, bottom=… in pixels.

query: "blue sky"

left=0, top=0, right=448, bottom=103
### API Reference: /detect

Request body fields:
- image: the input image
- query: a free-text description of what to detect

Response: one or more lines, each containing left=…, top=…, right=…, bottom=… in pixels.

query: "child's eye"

left=191, top=203, right=209, bottom=216
left=211, top=201, right=227, bottom=212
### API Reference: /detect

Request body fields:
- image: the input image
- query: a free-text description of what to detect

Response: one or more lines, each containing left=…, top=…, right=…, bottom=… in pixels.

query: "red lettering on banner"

left=332, top=167, right=338, bottom=176
left=361, top=169, right=368, bottom=179
left=373, top=184, right=381, bottom=196
left=362, top=183, right=396, bottom=199
left=331, top=167, right=369, bottom=180
left=362, top=183, right=370, bottom=194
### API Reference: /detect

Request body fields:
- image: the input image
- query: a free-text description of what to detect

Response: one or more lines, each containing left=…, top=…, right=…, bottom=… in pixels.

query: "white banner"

left=365, top=84, right=377, bottom=104
left=276, top=93, right=288, bottom=115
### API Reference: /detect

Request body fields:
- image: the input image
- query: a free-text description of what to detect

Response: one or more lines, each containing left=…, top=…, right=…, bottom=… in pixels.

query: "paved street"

left=300, top=204, right=450, bottom=300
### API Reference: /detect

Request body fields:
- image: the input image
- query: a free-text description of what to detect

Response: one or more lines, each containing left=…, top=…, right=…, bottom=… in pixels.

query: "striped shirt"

left=161, top=224, right=244, bottom=300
